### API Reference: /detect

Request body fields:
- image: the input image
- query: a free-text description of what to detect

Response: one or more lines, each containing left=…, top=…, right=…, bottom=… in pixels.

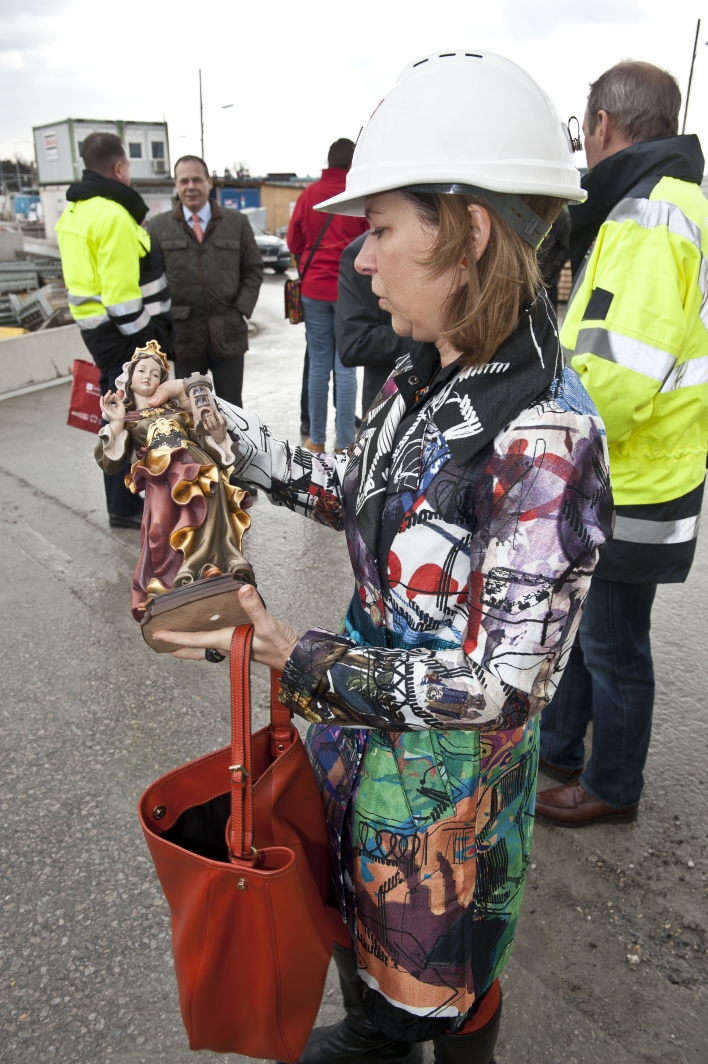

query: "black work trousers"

left=100, top=363, right=143, bottom=519
left=175, top=347, right=244, bottom=408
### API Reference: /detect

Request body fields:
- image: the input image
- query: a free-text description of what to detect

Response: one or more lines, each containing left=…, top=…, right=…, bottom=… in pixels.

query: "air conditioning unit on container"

left=153, top=159, right=167, bottom=174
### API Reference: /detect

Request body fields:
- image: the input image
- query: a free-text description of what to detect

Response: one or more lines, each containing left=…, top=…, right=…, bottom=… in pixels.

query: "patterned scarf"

left=354, top=293, right=561, bottom=561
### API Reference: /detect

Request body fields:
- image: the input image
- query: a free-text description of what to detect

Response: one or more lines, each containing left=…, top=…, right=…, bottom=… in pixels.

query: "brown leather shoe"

left=303, top=438, right=325, bottom=454
left=535, top=781, right=638, bottom=827
left=538, top=756, right=584, bottom=784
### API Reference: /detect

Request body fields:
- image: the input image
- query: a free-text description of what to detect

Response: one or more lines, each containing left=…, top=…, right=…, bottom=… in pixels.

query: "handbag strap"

left=229, top=625, right=255, bottom=861
left=269, top=669, right=295, bottom=757
left=299, top=214, right=334, bottom=283
left=228, top=628, right=295, bottom=861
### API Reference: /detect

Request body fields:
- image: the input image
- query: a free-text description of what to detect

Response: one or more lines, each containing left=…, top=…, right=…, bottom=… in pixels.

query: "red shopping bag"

left=67, top=359, right=102, bottom=433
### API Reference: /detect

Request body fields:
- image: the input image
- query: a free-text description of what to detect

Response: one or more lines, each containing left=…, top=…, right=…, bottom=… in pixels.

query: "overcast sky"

left=1, top=0, right=707, bottom=179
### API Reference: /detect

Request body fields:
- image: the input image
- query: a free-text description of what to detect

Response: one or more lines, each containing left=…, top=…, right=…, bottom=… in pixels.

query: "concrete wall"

left=0, top=323, right=85, bottom=395
left=0, top=230, right=24, bottom=260
left=24, top=233, right=61, bottom=258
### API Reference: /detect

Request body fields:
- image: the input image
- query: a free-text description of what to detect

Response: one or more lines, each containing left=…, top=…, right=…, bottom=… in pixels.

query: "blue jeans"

left=540, top=577, right=657, bottom=808
left=302, top=295, right=357, bottom=447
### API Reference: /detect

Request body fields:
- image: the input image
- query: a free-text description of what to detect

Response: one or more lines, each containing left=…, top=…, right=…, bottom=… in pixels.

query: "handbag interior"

left=160, top=793, right=231, bottom=863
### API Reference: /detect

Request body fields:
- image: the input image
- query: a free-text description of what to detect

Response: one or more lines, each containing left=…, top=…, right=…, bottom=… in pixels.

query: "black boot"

left=432, top=993, right=502, bottom=1064
left=289, top=943, right=422, bottom=1064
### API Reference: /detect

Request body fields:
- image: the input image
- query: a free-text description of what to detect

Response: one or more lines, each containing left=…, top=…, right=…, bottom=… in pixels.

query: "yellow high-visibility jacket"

left=562, top=136, right=708, bottom=582
left=56, top=179, right=171, bottom=372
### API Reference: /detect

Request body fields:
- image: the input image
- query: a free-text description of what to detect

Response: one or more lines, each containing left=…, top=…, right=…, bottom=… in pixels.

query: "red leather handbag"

left=138, top=626, right=332, bottom=1062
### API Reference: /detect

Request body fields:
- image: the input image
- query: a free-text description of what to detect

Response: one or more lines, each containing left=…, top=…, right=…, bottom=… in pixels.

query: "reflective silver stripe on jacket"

left=67, top=292, right=103, bottom=306
left=146, top=298, right=172, bottom=316
left=573, top=327, right=676, bottom=383
left=613, top=513, right=701, bottom=544
left=566, top=198, right=702, bottom=313
left=609, top=197, right=708, bottom=335
left=660, top=355, right=708, bottom=392
left=608, top=197, right=703, bottom=249
left=76, top=314, right=109, bottom=330
left=116, top=309, right=151, bottom=335
left=106, top=297, right=143, bottom=317
left=698, top=258, right=708, bottom=334
left=140, top=273, right=168, bottom=298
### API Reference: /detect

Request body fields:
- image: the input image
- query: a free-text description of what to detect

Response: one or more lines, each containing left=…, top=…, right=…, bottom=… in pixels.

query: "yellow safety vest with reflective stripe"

left=563, top=175, right=708, bottom=505
left=561, top=175, right=708, bottom=581
left=56, top=196, right=153, bottom=337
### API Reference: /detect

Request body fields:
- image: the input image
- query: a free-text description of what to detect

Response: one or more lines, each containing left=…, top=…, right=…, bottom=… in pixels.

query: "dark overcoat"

left=147, top=202, right=263, bottom=363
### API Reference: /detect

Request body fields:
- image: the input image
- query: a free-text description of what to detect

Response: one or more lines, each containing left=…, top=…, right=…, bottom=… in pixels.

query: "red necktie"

left=191, top=214, right=204, bottom=243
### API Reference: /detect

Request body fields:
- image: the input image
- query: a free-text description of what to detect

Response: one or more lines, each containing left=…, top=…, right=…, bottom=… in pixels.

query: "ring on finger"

left=205, top=648, right=225, bottom=663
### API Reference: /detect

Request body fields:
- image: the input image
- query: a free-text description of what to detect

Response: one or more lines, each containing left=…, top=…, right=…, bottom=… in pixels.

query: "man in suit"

left=147, top=155, right=263, bottom=406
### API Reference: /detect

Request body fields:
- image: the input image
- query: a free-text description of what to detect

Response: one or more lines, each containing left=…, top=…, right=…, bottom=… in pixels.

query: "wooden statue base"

left=140, top=572, right=255, bottom=654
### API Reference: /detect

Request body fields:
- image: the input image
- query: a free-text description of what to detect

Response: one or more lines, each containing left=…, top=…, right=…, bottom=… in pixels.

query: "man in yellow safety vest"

left=537, top=61, right=708, bottom=825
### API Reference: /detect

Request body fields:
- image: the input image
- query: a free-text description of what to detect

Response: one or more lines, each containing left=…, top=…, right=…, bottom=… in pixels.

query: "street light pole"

left=199, top=68, right=204, bottom=158
left=682, top=18, right=701, bottom=135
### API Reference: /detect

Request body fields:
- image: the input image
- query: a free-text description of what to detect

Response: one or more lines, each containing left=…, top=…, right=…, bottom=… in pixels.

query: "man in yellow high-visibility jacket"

left=56, top=132, right=173, bottom=527
left=537, top=61, right=708, bottom=826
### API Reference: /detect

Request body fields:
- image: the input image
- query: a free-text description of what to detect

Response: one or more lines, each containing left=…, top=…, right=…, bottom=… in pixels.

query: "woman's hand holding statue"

left=153, top=584, right=300, bottom=670
left=148, top=380, right=228, bottom=442
left=147, top=378, right=191, bottom=411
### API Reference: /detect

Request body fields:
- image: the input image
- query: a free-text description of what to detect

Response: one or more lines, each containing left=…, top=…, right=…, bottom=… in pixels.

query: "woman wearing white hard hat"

left=157, top=52, right=613, bottom=1063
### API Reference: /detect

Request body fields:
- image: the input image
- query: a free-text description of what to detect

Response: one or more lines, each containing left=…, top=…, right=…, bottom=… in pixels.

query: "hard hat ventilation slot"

left=413, top=59, right=429, bottom=67
left=465, top=54, right=483, bottom=58
left=439, top=53, right=456, bottom=57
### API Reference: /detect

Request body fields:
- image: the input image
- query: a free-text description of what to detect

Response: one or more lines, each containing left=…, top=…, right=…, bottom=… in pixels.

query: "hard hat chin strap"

left=404, top=184, right=552, bottom=249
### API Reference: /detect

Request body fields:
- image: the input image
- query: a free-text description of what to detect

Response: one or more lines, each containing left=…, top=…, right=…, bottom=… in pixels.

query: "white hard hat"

left=316, top=50, right=585, bottom=248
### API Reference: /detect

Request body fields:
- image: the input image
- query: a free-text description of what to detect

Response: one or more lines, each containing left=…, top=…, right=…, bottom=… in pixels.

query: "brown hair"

left=328, top=139, right=357, bottom=170
left=174, top=154, right=210, bottom=179
left=81, top=132, right=126, bottom=175
left=402, top=191, right=563, bottom=368
left=586, top=61, right=681, bottom=141
left=123, top=354, right=169, bottom=410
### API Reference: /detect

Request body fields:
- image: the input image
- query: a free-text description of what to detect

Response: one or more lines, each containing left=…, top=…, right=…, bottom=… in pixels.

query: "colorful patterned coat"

left=220, top=304, right=613, bottom=1040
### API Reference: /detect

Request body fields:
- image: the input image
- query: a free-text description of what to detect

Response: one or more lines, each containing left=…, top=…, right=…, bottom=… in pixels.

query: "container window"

left=151, top=142, right=165, bottom=160
left=129, top=142, right=143, bottom=159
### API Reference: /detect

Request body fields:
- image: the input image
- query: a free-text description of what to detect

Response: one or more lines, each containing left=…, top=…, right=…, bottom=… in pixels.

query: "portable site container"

left=33, top=118, right=173, bottom=232
left=33, top=119, right=171, bottom=185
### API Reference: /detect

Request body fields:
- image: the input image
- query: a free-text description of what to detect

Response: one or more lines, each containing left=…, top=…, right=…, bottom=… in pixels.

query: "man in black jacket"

left=336, top=233, right=417, bottom=419
left=147, top=155, right=263, bottom=406
left=537, top=206, right=570, bottom=311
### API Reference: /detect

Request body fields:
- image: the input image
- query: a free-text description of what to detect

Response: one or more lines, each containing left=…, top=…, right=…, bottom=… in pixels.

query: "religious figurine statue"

left=95, top=340, right=255, bottom=652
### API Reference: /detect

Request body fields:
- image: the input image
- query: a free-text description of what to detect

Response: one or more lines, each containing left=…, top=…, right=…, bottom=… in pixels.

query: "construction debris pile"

left=0, top=257, right=71, bottom=333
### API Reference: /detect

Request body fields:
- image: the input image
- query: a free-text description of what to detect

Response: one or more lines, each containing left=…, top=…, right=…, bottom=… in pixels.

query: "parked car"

left=247, top=218, right=291, bottom=274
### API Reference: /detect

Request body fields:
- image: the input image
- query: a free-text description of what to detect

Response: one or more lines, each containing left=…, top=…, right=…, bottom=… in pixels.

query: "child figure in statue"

left=95, top=340, right=254, bottom=622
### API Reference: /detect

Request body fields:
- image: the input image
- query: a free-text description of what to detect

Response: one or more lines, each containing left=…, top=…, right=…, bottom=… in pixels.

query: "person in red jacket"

left=288, top=140, right=369, bottom=452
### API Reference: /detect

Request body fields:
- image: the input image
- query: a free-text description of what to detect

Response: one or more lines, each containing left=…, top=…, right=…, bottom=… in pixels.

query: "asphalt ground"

left=1, top=272, right=706, bottom=1063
